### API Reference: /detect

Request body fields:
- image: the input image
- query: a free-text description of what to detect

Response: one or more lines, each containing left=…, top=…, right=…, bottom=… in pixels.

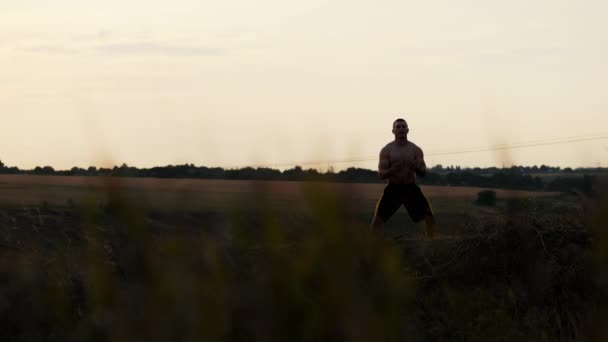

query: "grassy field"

left=0, top=174, right=559, bottom=240
left=0, top=174, right=556, bottom=205
left=0, top=175, right=604, bottom=341
left=0, top=174, right=557, bottom=217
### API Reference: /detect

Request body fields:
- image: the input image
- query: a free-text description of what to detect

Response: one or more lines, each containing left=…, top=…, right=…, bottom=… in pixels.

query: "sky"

left=2, top=0, right=607, bottom=171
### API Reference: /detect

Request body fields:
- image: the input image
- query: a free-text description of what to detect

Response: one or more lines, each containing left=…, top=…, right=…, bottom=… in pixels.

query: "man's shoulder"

left=381, top=142, right=395, bottom=153
left=383, top=141, right=396, bottom=149
left=408, top=141, right=422, bottom=151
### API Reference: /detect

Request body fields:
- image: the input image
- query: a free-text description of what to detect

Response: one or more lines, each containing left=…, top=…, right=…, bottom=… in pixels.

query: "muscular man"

left=371, top=118, right=435, bottom=238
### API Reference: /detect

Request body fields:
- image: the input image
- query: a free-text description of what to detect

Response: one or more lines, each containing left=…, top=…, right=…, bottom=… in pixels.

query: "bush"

left=476, top=190, right=497, bottom=206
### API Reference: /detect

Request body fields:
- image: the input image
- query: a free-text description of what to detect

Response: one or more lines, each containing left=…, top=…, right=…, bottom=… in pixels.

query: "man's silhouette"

left=371, top=118, right=435, bottom=238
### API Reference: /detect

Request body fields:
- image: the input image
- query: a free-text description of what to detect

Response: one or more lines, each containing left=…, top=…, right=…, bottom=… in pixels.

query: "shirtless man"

left=371, top=118, right=435, bottom=238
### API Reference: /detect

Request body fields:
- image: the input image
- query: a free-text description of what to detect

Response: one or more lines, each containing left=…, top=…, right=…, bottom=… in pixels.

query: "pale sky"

left=2, top=0, right=607, bottom=170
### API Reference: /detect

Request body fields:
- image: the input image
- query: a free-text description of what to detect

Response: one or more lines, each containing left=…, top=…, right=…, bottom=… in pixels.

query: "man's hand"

left=390, top=160, right=405, bottom=173
left=378, top=160, right=405, bottom=179
left=413, top=156, right=426, bottom=177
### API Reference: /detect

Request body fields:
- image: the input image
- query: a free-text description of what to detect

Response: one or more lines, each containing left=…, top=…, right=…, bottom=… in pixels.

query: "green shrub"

left=476, top=190, right=497, bottom=206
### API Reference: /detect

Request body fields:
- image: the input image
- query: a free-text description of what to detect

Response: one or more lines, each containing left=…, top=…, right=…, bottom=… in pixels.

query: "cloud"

left=95, top=42, right=225, bottom=57
left=19, top=45, right=79, bottom=54
left=72, top=29, right=112, bottom=42
left=18, top=40, right=225, bottom=57
left=471, top=47, right=582, bottom=65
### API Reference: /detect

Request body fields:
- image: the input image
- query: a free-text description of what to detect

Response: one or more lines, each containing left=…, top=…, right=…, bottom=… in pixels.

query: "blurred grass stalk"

left=2, top=179, right=414, bottom=341
left=586, top=176, right=608, bottom=340
left=2, top=175, right=607, bottom=341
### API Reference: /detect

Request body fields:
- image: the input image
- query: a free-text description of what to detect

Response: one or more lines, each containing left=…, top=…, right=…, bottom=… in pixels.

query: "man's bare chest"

left=388, top=145, right=417, bottom=163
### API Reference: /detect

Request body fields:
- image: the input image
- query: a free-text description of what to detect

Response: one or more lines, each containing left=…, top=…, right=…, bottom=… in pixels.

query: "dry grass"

left=0, top=174, right=600, bottom=341
left=0, top=175, right=558, bottom=208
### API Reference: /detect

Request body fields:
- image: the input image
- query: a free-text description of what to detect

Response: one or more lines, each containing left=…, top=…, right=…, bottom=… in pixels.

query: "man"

left=371, top=118, right=435, bottom=238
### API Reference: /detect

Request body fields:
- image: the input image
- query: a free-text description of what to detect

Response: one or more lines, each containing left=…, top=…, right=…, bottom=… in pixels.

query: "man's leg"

left=372, top=184, right=399, bottom=237
left=370, top=215, right=385, bottom=236
left=424, top=215, right=436, bottom=239
left=405, top=185, right=434, bottom=239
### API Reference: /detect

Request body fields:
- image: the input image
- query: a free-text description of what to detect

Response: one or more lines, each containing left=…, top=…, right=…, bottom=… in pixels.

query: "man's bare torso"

left=380, top=141, right=424, bottom=184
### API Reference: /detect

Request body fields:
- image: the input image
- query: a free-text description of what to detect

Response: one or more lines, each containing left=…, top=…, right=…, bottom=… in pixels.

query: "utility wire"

left=243, top=133, right=608, bottom=169
left=427, top=134, right=608, bottom=157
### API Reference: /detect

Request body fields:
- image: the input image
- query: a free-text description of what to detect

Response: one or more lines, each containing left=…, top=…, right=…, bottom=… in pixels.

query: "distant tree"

left=6, top=167, right=19, bottom=174
left=282, top=166, right=304, bottom=181
left=1, top=160, right=600, bottom=187
left=43, top=166, right=55, bottom=174
left=33, top=166, right=55, bottom=175
left=115, top=163, right=140, bottom=177
left=546, top=176, right=594, bottom=194
left=534, top=176, right=543, bottom=189
left=70, top=167, right=86, bottom=175
left=98, top=168, right=112, bottom=176
left=417, top=171, right=445, bottom=186
left=336, top=167, right=379, bottom=183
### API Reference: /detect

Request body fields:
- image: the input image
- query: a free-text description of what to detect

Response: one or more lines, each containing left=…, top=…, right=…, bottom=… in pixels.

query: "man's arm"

left=414, top=147, right=427, bottom=177
left=378, top=147, right=402, bottom=179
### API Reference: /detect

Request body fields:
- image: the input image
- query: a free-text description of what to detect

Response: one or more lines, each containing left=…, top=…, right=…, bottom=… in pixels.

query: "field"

left=0, top=175, right=605, bottom=341
left=0, top=175, right=559, bottom=240
left=0, top=174, right=556, bottom=203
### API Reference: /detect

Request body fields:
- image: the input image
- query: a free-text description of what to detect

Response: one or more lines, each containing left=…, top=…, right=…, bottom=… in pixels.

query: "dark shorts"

left=374, top=183, right=433, bottom=223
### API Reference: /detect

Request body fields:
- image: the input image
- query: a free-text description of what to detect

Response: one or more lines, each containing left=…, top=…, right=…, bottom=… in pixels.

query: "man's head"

left=392, top=118, right=409, bottom=140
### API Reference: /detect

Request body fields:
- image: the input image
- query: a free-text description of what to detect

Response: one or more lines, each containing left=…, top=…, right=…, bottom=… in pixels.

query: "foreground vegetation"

left=0, top=178, right=606, bottom=341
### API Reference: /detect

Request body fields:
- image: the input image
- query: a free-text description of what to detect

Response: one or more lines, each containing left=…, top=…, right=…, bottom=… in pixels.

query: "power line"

left=426, top=134, right=608, bottom=157
left=244, top=133, right=608, bottom=168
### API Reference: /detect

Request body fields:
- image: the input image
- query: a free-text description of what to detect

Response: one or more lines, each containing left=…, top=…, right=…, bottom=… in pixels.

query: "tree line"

left=0, top=159, right=604, bottom=192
